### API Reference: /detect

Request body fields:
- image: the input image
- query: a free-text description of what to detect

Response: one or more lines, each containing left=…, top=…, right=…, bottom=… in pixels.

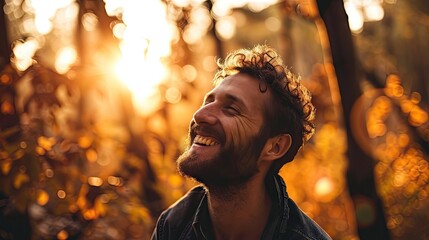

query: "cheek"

left=225, top=117, right=261, bottom=148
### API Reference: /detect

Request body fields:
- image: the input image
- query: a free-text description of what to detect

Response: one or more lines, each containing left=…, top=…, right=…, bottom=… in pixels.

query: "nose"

left=193, top=103, right=218, bottom=125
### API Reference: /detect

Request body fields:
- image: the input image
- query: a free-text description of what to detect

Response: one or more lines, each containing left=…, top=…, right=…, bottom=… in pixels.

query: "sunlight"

left=12, top=37, right=39, bottom=71
left=28, top=0, right=74, bottom=34
left=104, top=0, right=283, bottom=114
left=105, top=0, right=177, bottom=114
left=344, top=0, right=386, bottom=33
left=55, top=46, right=77, bottom=74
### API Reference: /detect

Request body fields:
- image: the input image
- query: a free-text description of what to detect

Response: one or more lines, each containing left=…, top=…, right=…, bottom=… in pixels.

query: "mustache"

left=189, top=121, right=225, bottom=142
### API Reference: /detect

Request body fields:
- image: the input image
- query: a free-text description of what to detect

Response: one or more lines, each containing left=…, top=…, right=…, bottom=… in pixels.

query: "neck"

left=206, top=175, right=272, bottom=240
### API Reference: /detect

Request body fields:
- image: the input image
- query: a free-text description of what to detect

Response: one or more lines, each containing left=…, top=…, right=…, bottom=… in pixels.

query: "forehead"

left=211, top=73, right=271, bottom=109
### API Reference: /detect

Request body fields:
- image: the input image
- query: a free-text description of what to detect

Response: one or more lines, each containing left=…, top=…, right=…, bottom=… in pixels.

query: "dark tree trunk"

left=0, top=0, right=10, bottom=68
left=316, top=1, right=390, bottom=239
left=1, top=2, right=32, bottom=239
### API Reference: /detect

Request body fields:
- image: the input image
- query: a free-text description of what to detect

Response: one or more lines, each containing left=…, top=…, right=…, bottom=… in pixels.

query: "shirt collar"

left=192, top=188, right=212, bottom=240
left=270, top=174, right=290, bottom=235
left=191, top=175, right=290, bottom=239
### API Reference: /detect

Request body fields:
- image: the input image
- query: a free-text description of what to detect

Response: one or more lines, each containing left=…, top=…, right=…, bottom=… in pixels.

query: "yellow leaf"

left=13, top=172, right=30, bottom=189
left=57, top=230, right=68, bottom=240
left=1, top=161, right=12, bottom=175
left=1, top=100, right=14, bottom=114
left=12, top=149, right=25, bottom=160
left=83, top=208, right=98, bottom=220
left=37, top=136, right=56, bottom=150
left=78, top=135, right=93, bottom=149
left=94, top=196, right=107, bottom=217
left=85, top=149, right=98, bottom=162
left=35, top=146, right=46, bottom=155
left=37, top=190, right=49, bottom=206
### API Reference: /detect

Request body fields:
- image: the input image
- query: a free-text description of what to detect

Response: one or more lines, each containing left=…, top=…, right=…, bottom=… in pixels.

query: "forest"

left=1, top=0, right=429, bottom=239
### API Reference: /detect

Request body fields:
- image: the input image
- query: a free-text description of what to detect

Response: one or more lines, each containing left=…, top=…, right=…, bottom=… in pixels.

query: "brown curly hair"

left=214, top=44, right=316, bottom=174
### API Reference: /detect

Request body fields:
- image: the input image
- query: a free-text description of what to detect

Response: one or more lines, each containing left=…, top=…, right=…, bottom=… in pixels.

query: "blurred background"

left=0, top=0, right=428, bottom=239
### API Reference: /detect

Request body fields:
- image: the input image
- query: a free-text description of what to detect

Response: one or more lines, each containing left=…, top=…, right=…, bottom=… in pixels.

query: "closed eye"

left=224, top=105, right=240, bottom=115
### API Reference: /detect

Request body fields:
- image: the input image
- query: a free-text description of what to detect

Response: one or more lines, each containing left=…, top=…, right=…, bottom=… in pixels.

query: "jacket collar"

left=271, top=174, right=290, bottom=235
left=191, top=175, right=290, bottom=239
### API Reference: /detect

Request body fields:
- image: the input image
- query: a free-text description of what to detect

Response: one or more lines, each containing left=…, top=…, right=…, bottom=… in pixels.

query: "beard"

left=177, top=128, right=268, bottom=189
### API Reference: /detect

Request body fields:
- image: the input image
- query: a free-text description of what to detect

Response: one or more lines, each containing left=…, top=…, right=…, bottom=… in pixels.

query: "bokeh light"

left=344, top=0, right=386, bottom=33
left=103, top=0, right=178, bottom=115
left=12, top=38, right=39, bottom=71
left=55, top=46, right=77, bottom=74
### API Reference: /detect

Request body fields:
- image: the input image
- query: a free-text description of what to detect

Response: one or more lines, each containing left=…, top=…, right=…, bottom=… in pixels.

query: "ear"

left=260, top=134, right=292, bottom=162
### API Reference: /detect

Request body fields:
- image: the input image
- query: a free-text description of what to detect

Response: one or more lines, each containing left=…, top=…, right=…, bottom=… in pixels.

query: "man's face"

left=177, top=73, right=272, bottom=187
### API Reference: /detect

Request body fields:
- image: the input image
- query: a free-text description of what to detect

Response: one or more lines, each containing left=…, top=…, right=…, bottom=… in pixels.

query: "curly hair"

left=214, top=44, right=316, bottom=174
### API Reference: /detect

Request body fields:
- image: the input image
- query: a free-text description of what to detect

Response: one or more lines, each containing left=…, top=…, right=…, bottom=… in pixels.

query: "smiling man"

left=152, top=45, right=331, bottom=240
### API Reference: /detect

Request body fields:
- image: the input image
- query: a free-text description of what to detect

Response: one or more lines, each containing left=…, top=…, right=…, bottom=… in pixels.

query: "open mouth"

left=193, top=135, right=219, bottom=146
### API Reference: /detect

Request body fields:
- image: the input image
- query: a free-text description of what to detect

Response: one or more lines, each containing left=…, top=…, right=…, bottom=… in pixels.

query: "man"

left=152, top=45, right=331, bottom=240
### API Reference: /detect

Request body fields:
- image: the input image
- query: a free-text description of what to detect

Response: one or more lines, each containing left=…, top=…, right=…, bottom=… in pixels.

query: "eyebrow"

left=205, top=92, right=248, bottom=111
left=224, top=93, right=246, bottom=107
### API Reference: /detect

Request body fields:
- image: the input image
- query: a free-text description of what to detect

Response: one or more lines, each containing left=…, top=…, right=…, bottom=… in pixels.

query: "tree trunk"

left=316, top=0, right=390, bottom=239
left=0, top=0, right=10, bottom=68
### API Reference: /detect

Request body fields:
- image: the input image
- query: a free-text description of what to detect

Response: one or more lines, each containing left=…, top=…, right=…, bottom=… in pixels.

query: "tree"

left=316, top=0, right=390, bottom=239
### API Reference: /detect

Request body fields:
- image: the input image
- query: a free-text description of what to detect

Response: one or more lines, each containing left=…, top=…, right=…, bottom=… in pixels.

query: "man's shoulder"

left=286, top=198, right=332, bottom=240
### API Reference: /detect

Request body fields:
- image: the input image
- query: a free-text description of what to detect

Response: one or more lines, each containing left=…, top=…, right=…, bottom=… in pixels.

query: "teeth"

left=194, top=135, right=217, bottom=146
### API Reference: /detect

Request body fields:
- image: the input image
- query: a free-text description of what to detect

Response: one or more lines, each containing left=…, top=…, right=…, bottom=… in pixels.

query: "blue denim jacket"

left=152, top=175, right=332, bottom=240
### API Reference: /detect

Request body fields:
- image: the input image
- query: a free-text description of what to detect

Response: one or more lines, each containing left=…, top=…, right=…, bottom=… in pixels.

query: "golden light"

left=315, top=177, right=334, bottom=197
left=37, top=136, right=56, bottom=151
left=165, top=87, right=182, bottom=104
left=212, top=1, right=233, bottom=18
left=57, top=189, right=67, bottom=199
left=85, top=149, right=98, bottom=163
left=411, top=92, right=422, bottom=104
left=45, top=169, right=54, bottom=178
left=0, top=74, right=10, bottom=84
left=248, top=0, right=277, bottom=12
left=216, top=16, right=236, bottom=40
left=104, top=0, right=177, bottom=115
left=212, top=0, right=278, bottom=17
left=104, top=0, right=285, bottom=114
left=37, top=190, right=50, bottom=206
left=55, top=46, right=77, bottom=74
left=34, top=16, right=52, bottom=34
left=81, top=12, right=98, bottom=32
left=364, top=2, right=384, bottom=22
left=12, top=38, right=39, bottom=71
left=1, top=162, right=11, bottom=175
left=265, top=17, right=281, bottom=32
left=107, top=176, right=123, bottom=186
left=20, top=141, right=28, bottom=149
left=344, top=0, right=387, bottom=33
left=78, top=134, right=93, bottom=149
left=88, top=176, right=103, bottom=187
left=115, top=58, right=164, bottom=115
left=27, top=0, right=75, bottom=34
left=112, top=22, right=126, bottom=39
left=171, top=0, right=189, bottom=8
left=344, top=2, right=364, bottom=33
left=409, top=108, right=428, bottom=127
left=182, top=64, right=197, bottom=82
left=183, top=5, right=212, bottom=44
left=57, top=230, right=69, bottom=240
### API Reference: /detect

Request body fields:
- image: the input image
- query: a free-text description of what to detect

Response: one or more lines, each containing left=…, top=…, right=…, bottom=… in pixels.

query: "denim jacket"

left=152, top=175, right=332, bottom=240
